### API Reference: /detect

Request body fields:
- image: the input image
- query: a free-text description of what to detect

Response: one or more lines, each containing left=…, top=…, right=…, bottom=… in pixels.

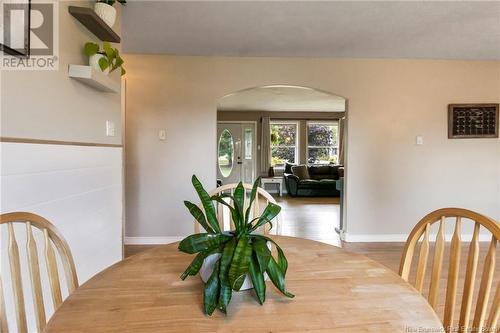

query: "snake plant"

left=179, top=175, right=294, bottom=315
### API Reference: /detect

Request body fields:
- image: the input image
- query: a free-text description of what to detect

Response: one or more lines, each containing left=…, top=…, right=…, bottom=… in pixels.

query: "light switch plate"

left=159, top=129, right=166, bottom=141
left=416, top=135, right=424, bottom=145
left=106, top=120, right=115, bottom=137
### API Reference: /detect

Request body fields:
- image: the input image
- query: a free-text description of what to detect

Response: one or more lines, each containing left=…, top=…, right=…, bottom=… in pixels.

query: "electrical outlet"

left=416, top=135, right=424, bottom=145
left=106, top=121, right=115, bottom=137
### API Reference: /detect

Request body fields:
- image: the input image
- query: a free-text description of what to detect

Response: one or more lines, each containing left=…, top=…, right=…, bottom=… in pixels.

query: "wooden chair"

left=0, top=212, right=78, bottom=333
left=194, top=183, right=281, bottom=235
left=399, top=208, right=499, bottom=333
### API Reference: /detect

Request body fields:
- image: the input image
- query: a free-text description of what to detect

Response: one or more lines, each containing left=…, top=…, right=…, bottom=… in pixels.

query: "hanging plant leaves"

left=98, top=57, right=109, bottom=71
left=84, top=42, right=99, bottom=56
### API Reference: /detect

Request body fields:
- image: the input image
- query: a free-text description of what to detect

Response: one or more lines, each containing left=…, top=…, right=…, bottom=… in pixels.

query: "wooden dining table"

left=45, top=236, right=443, bottom=332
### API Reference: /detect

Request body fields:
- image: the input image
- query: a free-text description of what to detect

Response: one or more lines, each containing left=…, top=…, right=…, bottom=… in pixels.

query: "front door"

left=217, top=122, right=255, bottom=185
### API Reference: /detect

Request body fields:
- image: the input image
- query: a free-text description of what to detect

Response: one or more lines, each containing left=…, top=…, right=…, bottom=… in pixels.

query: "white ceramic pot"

left=89, top=54, right=109, bottom=75
left=94, top=2, right=116, bottom=27
left=200, top=241, right=271, bottom=291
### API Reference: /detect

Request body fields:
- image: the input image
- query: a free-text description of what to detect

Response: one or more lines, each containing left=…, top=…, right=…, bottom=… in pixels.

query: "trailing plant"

left=96, top=0, right=126, bottom=6
left=179, top=176, right=294, bottom=315
left=84, top=41, right=126, bottom=76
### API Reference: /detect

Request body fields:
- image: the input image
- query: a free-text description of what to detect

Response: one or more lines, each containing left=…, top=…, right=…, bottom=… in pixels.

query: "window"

left=218, top=129, right=234, bottom=177
left=244, top=128, right=252, bottom=160
left=270, top=121, right=299, bottom=166
left=307, top=121, right=339, bottom=165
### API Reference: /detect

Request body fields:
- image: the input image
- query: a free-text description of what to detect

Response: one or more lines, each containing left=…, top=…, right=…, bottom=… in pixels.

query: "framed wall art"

left=448, top=104, right=499, bottom=139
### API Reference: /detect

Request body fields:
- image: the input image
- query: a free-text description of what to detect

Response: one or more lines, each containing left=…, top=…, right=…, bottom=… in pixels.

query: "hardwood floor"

left=272, top=195, right=341, bottom=246
left=125, top=195, right=499, bottom=328
left=125, top=195, right=341, bottom=256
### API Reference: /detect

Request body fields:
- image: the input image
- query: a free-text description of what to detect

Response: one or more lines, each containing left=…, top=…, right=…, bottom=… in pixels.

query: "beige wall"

left=124, top=55, right=500, bottom=240
left=1, top=1, right=124, bottom=329
left=218, top=110, right=344, bottom=172
left=1, top=1, right=122, bottom=144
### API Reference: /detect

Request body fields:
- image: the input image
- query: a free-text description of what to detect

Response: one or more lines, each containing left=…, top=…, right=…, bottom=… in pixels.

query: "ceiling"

left=122, top=1, right=500, bottom=60
left=217, top=85, right=346, bottom=112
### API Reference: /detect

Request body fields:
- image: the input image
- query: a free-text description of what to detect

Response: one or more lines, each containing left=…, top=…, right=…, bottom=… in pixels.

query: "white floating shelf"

left=68, top=65, right=120, bottom=93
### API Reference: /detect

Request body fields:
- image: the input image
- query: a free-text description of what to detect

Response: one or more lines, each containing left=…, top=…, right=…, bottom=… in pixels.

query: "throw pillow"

left=285, top=162, right=295, bottom=174
left=291, top=165, right=310, bottom=180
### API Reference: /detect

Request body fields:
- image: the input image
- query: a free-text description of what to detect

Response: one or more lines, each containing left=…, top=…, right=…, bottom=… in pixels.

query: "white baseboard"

left=126, top=234, right=493, bottom=245
left=124, top=236, right=183, bottom=245
left=344, top=233, right=493, bottom=242
left=344, top=234, right=408, bottom=242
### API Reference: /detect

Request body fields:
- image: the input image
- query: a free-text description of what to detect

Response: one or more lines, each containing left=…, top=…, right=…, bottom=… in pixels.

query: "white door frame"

left=217, top=121, right=258, bottom=184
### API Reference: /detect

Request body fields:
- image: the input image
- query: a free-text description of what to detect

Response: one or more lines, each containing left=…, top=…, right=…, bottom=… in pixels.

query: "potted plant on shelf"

left=84, top=42, right=126, bottom=76
left=179, top=176, right=294, bottom=315
left=94, top=0, right=126, bottom=28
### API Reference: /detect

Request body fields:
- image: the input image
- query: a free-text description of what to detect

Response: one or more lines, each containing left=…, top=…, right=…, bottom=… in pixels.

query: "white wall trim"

left=124, top=236, right=183, bottom=245
left=344, top=233, right=493, bottom=242
left=126, top=233, right=494, bottom=244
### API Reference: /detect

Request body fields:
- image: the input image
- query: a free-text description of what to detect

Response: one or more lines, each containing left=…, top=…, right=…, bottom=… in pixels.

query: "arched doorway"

left=216, top=85, right=348, bottom=245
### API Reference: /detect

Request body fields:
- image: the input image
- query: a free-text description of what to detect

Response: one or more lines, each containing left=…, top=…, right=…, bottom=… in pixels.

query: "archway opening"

left=216, top=85, right=348, bottom=245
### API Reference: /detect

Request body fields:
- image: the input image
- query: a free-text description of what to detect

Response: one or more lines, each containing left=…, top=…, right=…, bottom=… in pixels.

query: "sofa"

left=283, top=163, right=343, bottom=197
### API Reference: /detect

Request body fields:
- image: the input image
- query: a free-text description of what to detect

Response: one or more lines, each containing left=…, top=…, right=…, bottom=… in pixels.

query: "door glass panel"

left=218, top=129, right=234, bottom=178
left=244, top=128, right=252, bottom=160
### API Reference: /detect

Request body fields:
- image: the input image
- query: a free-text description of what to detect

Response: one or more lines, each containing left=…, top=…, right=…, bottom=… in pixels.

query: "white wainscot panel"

left=0, top=142, right=123, bottom=332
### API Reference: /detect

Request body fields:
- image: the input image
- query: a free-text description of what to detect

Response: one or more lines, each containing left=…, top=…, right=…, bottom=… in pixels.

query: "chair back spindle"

left=194, top=183, right=280, bottom=235
left=0, top=212, right=78, bottom=333
left=399, top=208, right=499, bottom=333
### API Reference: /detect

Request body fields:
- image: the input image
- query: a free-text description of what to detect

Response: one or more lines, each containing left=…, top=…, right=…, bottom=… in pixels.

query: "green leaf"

left=266, top=256, right=294, bottom=298
left=211, top=195, right=237, bottom=216
left=245, top=177, right=261, bottom=225
left=192, top=175, right=221, bottom=233
left=180, top=252, right=205, bottom=280
left=178, top=233, right=231, bottom=254
left=184, top=201, right=215, bottom=233
left=98, top=57, right=109, bottom=71
left=203, top=260, right=220, bottom=315
left=252, top=238, right=271, bottom=273
left=250, top=202, right=281, bottom=232
left=180, top=246, right=222, bottom=280
left=120, top=67, right=126, bottom=76
left=233, top=182, right=245, bottom=231
left=102, top=41, right=114, bottom=59
left=218, top=238, right=236, bottom=313
left=210, top=194, right=241, bottom=232
left=115, top=55, right=124, bottom=67
left=228, top=235, right=252, bottom=291
left=248, top=254, right=266, bottom=304
left=84, top=42, right=99, bottom=56
left=252, top=235, right=288, bottom=274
